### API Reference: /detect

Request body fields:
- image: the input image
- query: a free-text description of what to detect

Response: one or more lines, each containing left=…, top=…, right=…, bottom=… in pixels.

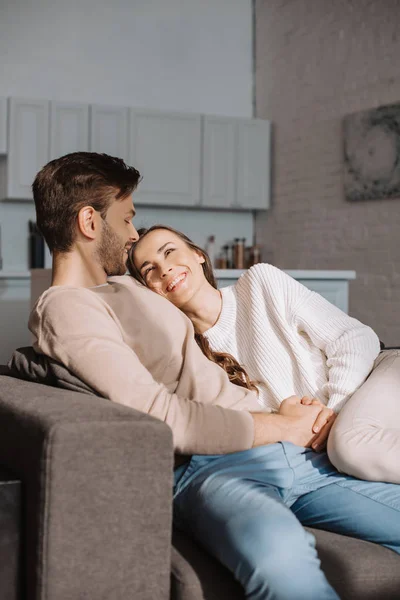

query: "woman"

left=128, top=224, right=400, bottom=484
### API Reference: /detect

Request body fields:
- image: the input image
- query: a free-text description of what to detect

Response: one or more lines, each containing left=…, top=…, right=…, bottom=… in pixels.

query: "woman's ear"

left=195, top=251, right=206, bottom=264
left=77, top=206, right=98, bottom=240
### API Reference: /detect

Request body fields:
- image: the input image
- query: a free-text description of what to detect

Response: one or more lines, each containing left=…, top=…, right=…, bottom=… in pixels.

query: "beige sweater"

left=29, top=275, right=260, bottom=455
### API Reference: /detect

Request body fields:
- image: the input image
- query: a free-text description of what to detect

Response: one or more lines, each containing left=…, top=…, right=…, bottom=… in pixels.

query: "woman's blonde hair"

left=128, top=225, right=258, bottom=393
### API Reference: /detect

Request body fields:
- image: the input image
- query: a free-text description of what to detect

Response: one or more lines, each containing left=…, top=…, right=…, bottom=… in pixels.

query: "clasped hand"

left=280, top=395, right=336, bottom=451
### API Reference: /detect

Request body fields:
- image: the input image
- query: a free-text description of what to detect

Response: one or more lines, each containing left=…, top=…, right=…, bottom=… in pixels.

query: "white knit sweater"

left=204, top=264, right=381, bottom=413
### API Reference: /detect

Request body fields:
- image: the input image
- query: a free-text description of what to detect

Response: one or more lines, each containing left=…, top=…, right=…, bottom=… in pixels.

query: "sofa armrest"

left=0, top=375, right=174, bottom=600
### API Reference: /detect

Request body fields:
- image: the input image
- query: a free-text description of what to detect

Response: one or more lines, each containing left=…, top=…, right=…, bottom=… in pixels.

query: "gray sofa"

left=1, top=373, right=400, bottom=600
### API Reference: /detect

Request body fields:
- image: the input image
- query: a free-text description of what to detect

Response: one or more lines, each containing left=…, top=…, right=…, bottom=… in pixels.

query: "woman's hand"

left=275, top=395, right=327, bottom=448
left=300, top=396, right=336, bottom=451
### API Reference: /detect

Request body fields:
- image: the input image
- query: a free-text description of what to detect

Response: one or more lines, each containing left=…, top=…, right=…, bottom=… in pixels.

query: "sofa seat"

left=1, top=372, right=400, bottom=600
left=171, top=527, right=400, bottom=600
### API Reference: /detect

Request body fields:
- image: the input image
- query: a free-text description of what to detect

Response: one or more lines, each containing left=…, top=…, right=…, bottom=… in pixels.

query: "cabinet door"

left=298, top=280, right=349, bottom=313
left=130, top=109, right=201, bottom=206
left=50, top=102, right=89, bottom=160
left=237, top=118, right=271, bottom=210
left=202, top=116, right=236, bottom=208
left=90, top=105, right=129, bottom=164
left=0, top=97, right=7, bottom=154
left=7, top=98, right=50, bottom=199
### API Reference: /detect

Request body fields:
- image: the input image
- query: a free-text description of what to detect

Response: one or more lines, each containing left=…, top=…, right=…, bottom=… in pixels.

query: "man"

left=30, top=152, right=400, bottom=600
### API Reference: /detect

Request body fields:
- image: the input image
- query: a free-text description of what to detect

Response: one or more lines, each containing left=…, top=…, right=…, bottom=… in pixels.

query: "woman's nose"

left=160, top=265, right=173, bottom=277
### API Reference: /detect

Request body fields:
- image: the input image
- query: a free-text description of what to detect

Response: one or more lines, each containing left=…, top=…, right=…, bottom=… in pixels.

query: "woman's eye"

left=143, top=267, right=154, bottom=279
left=165, top=248, right=175, bottom=256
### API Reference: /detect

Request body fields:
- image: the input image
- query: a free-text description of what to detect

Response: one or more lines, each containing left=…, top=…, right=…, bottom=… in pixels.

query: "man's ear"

left=77, top=206, right=98, bottom=240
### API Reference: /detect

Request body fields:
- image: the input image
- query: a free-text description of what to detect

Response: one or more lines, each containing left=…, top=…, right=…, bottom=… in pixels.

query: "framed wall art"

left=343, top=102, right=400, bottom=201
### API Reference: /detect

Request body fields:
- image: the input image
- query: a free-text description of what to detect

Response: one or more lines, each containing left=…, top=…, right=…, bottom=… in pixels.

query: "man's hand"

left=251, top=395, right=325, bottom=448
left=300, top=396, right=337, bottom=451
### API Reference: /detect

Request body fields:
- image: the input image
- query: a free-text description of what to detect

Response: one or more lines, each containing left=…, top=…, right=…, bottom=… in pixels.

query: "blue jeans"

left=173, top=442, right=400, bottom=600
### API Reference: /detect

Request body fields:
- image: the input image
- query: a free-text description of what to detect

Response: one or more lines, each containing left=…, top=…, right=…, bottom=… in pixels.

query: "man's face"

left=96, top=194, right=138, bottom=276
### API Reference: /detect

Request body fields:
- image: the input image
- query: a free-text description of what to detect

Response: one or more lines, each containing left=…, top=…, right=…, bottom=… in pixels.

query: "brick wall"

left=254, top=0, right=400, bottom=344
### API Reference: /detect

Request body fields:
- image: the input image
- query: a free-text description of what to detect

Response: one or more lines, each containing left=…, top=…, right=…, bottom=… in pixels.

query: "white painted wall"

left=0, top=0, right=253, bottom=273
left=0, top=0, right=254, bottom=362
left=0, top=0, right=252, bottom=116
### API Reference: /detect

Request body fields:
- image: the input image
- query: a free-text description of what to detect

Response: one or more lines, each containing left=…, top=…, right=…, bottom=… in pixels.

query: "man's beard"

left=96, top=220, right=127, bottom=277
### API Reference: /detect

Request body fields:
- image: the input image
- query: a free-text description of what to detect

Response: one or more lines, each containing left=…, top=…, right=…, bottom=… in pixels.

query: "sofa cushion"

left=312, top=527, right=400, bottom=599
left=0, top=468, right=21, bottom=600
left=172, top=526, right=400, bottom=600
left=172, top=529, right=242, bottom=600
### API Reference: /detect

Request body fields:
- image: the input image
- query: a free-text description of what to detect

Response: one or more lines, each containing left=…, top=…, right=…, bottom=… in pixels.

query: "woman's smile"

left=165, top=271, right=188, bottom=293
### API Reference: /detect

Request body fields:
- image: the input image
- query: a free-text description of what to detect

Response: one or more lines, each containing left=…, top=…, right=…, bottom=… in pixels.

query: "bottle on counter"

left=215, top=254, right=228, bottom=269
left=222, top=244, right=232, bottom=269
left=248, top=244, right=261, bottom=268
left=29, top=221, right=45, bottom=269
left=229, top=244, right=236, bottom=269
left=205, top=235, right=216, bottom=267
left=233, top=238, right=246, bottom=269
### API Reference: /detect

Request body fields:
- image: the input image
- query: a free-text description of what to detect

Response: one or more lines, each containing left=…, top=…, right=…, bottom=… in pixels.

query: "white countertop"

left=0, top=271, right=31, bottom=279
left=0, top=268, right=357, bottom=280
left=215, top=269, right=356, bottom=280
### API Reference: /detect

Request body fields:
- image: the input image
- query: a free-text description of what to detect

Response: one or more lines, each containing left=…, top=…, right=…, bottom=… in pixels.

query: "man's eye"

left=125, top=220, right=131, bottom=225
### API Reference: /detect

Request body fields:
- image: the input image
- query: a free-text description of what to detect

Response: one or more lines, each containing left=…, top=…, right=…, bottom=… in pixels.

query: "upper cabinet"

left=201, top=116, right=271, bottom=210
left=130, top=109, right=201, bottom=207
left=202, top=116, right=236, bottom=209
left=237, top=118, right=271, bottom=210
left=0, top=97, right=271, bottom=210
left=90, top=105, right=130, bottom=164
left=0, top=99, right=90, bottom=200
left=50, top=102, right=89, bottom=160
left=1, top=98, right=49, bottom=200
left=0, top=97, right=7, bottom=154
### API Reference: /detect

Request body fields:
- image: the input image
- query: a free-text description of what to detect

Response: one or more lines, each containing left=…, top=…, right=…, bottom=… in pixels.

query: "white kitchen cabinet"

left=0, top=98, right=272, bottom=210
left=0, top=97, right=7, bottom=154
left=0, top=276, right=31, bottom=364
left=216, top=269, right=356, bottom=313
left=236, top=118, right=271, bottom=210
left=90, top=105, right=129, bottom=164
left=202, top=116, right=271, bottom=210
left=50, top=102, right=89, bottom=160
left=202, top=116, right=236, bottom=209
left=0, top=98, right=49, bottom=200
left=130, top=109, right=201, bottom=206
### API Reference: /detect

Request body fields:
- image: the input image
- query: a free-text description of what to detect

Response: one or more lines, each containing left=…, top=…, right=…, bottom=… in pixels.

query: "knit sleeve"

left=292, top=288, right=381, bottom=413
left=246, top=264, right=380, bottom=413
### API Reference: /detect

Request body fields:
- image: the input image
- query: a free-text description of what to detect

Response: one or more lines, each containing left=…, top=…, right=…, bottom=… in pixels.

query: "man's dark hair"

left=32, top=152, right=141, bottom=252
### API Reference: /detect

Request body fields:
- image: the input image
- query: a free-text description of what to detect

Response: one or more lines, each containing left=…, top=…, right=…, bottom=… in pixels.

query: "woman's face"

left=132, top=229, right=207, bottom=308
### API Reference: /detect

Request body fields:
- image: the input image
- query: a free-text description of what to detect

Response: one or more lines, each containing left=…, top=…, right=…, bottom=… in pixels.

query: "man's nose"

left=129, top=222, right=139, bottom=241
